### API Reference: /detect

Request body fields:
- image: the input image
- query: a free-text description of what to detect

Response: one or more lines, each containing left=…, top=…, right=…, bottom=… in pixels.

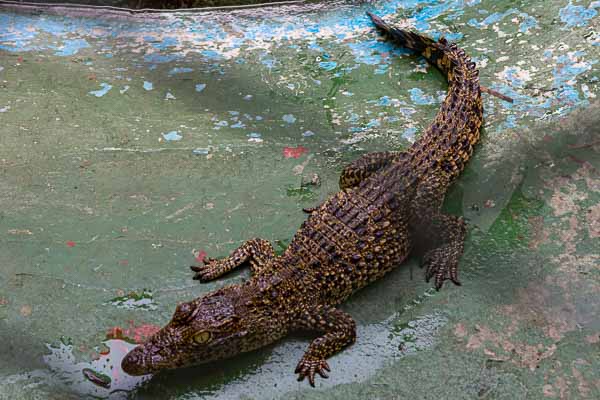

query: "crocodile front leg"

left=293, top=305, right=356, bottom=386
left=190, top=238, right=275, bottom=282
left=339, top=151, right=406, bottom=190
left=303, top=151, right=406, bottom=214
left=411, top=170, right=466, bottom=290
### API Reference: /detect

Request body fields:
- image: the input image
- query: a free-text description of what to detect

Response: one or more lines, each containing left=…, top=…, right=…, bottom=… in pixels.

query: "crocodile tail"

left=366, top=11, right=456, bottom=78
left=367, top=12, right=483, bottom=182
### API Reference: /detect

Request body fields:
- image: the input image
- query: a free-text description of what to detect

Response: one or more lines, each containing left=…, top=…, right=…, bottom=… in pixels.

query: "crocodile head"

left=121, top=285, right=275, bottom=375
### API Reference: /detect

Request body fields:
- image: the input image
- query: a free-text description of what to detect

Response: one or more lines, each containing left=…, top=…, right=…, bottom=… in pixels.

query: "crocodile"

left=121, top=12, right=483, bottom=386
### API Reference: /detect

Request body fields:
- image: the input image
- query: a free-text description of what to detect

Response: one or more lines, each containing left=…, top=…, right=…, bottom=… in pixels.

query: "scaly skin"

left=122, top=13, right=483, bottom=386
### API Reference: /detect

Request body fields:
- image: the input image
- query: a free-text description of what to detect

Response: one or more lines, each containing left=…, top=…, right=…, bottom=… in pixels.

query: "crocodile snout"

left=121, top=347, right=155, bottom=376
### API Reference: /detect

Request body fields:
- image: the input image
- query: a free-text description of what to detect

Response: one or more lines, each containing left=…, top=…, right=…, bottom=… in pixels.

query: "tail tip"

left=366, top=11, right=386, bottom=28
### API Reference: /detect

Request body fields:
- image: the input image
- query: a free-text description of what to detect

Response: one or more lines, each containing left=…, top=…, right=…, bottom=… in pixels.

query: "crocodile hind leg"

left=293, top=305, right=356, bottom=386
left=190, top=238, right=275, bottom=282
left=421, top=214, right=466, bottom=289
left=303, top=151, right=405, bottom=214
left=410, top=170, right=466, bottom=290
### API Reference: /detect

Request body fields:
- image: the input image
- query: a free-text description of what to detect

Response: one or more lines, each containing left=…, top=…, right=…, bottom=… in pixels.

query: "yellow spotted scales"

left=122, top=13, right=484, bottom=386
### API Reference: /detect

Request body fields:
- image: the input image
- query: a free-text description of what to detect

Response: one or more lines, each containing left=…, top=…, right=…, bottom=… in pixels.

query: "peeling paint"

left=88, top=82, right=112, bottom=97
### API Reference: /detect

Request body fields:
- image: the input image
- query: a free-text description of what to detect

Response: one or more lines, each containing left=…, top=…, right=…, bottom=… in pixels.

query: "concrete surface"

left=0, top=0, right=598, bottom=399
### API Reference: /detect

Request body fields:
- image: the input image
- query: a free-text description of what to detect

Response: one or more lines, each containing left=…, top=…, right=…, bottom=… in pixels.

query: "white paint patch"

left=581, top=84, right=596, bottom=98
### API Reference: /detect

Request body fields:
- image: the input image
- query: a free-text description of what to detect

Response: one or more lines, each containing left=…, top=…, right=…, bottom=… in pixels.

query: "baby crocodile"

left=122, top=12, right=483, bottom=386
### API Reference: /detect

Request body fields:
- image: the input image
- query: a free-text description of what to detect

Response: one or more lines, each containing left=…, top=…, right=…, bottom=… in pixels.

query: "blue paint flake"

left=143, top=81, right=153, bottom=91
left=409, top=88, right=436, bottom=105
left=366, top=119, right=380, bottom=128
left=377, top=96, right=391, bottom=106
left=500, top=67, right=530, bottom=87
left=282, top=114, right=296, bottom=124
left=143, top=53, right=178, bottom=63
left=303, top=130, right=315, bottom=137
left=559, top=2, right=599, bottom=28
left=192, top=148, right=210, bottom=155
left=55, top=39, right=90, bottom=56
left=162, top=131, right=182, bottom=141
left=89, top=83, right=112, bottom=97
left=195, top=83, right=207, bottom=92
left=434, top=31, right=464, bottom=42
left=468, top=9, right=538, bottom=33
left=403, top=127, right=417, bottom=142
left=151, top=36, right=179, bottom=50
left=261, top=57, right=276, bottom=69
left=319, top=61, right=337, bottom=71
left=248, top=132, right=263, bottom=143
left=201, top=50, right=222, bottom=60
left=168, top=67, right=193, bottom=75
left=503, top=114, right=518, bottom=129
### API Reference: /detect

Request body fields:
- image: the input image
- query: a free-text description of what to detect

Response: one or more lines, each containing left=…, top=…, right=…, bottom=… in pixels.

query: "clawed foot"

left=189, top=257, right=220, bottom=282
left=421, top=246, right=461, bottom=290
left=295, top=355, right=330, bottom=387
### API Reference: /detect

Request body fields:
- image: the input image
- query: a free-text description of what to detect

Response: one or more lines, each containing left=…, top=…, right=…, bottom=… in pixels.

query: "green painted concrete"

left=0, top=0, right=598, bottom=398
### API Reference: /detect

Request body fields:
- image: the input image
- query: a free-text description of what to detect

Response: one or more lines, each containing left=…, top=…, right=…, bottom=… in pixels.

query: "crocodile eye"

left=193, top=331, right=212, bottom=344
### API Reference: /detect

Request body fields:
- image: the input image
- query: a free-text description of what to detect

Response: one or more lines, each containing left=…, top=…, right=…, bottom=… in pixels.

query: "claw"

left=422, top=247, right=461, bottom=290
left=295, top=356, right=330, bottom=387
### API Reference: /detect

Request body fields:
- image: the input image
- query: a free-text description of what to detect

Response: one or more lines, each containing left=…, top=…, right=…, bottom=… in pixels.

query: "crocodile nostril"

left=121, top=349, right=147, bottom=376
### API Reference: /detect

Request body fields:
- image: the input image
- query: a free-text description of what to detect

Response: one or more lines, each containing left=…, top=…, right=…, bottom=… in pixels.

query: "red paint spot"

left=119, top=259, right=129, bottom=266
left=66, top=241, right=76, bottom=247
left=129, top=324, right=161, bottom=343
left=106, top=326, right=124, bottom=339
left=106, top=321, right=160, bottom=344
left=283, top=146, right=308, bottom=159
left=17, top=56, right=23, bottom=63
left=195, top=250, right=207, bottom=263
